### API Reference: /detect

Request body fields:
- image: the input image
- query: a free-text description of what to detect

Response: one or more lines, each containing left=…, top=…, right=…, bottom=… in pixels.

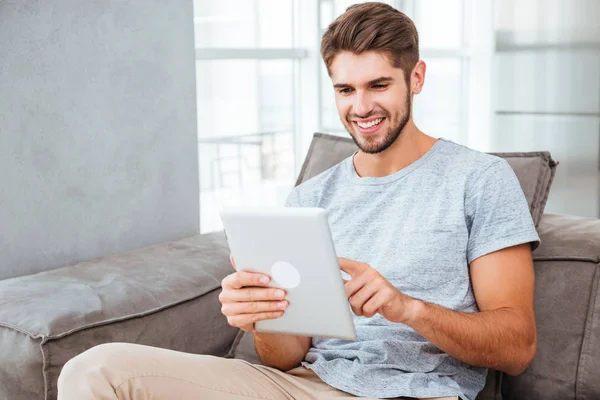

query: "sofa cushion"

left=296, top=133, right=557, bottom=227
left=0, top=232, right=238, bottom=400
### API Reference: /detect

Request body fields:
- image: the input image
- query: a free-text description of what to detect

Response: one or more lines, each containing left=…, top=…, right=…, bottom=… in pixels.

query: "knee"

left=58, top=342, right=130, bottom=387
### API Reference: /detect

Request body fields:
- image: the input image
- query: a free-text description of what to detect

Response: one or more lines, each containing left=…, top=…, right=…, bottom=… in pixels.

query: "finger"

left=230, top=254, right=237, bottom=270
left=349, top=283, right=379, bottom=316
left=226, top=311, right=285, bottom=329
left=361, top=290, right=388, bottom=318
left=221, top=271, right=271, bottom=290
left=220, top=287, right=286, bottom=303
left=221, top=300, right=288, bottom=316
left=338, top=257, right=367, bottom=277
left=344, top=272, right=369, bottom=299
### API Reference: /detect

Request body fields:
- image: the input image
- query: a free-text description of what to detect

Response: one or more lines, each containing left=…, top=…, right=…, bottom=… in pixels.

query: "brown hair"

left=321, top=2, right=419, bottom=85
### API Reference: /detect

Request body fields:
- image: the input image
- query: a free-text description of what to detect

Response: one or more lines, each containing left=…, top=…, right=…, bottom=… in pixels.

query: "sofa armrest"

left=0, top=232, right=238, bottom=400
left=500, top=213, right=600, bottom=400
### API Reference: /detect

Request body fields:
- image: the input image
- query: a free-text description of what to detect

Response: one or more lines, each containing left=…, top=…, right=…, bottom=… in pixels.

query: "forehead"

left=329, top=51, right=402, bottom=84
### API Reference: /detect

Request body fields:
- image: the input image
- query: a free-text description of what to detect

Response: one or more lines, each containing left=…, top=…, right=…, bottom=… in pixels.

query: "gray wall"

left=0, top=0, right=199, bottom=280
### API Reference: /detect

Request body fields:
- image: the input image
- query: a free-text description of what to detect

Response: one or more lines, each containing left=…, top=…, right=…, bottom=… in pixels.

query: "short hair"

left=321, top=2, right=419, bottom=84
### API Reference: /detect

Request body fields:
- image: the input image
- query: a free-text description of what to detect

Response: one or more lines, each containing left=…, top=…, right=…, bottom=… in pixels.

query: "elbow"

left=503, top=338, right=537, bottom=376
left=260, top=356, right=303, bottom=371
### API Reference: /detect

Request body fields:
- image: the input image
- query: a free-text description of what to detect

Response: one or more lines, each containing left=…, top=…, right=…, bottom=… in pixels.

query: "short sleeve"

left=465, top=159, right=540, bottom=264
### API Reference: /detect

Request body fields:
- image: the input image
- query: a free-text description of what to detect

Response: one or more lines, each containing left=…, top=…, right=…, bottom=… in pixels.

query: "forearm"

left=406, top=300, right=536, bottom=375
left=254, top=332, right=312, bottom=371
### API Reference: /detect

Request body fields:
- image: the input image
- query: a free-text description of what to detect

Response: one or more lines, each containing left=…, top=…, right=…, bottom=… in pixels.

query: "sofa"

left=1, top=133, right=599, bottom=400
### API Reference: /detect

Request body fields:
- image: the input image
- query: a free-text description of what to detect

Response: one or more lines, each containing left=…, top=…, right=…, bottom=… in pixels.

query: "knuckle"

left=220, top=276, right=229, bottom=287
left=249, top=302, right=259, bottom=312
left=221, top=304, right=231, bottom=315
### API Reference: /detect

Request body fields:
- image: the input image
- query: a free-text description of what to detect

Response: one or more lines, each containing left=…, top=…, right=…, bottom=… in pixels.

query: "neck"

left=353, top=120, right=438, bottom=178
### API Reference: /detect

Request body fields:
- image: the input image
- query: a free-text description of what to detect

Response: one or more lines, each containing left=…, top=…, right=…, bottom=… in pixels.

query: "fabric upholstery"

left=502, top=214, right=600, bottom=400
left=296, top=133, right=557, bottom=227
left=0, top=232, right=239, bottom=400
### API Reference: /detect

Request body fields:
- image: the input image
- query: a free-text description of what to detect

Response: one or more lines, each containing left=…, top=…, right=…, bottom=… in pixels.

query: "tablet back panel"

left=221, top=207, right=356, bottom=340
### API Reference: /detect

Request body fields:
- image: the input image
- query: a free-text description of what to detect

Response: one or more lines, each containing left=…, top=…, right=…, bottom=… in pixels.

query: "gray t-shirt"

left=286, top=138, right=540, bottom=400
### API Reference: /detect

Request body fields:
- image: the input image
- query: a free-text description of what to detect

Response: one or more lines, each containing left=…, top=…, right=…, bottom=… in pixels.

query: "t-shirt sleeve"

left=465, top=159, right=540, bottom=264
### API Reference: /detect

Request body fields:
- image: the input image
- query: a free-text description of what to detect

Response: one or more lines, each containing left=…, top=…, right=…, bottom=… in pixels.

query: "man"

left=58, top=3, right=538, bottom=400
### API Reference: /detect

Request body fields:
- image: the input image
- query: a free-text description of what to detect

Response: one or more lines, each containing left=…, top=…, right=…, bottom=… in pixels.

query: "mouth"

left=353, top=117, right=386, bottom=135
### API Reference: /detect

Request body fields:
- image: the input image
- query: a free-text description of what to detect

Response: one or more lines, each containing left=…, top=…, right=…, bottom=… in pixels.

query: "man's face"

left=329, top=51, right=412, bottom=154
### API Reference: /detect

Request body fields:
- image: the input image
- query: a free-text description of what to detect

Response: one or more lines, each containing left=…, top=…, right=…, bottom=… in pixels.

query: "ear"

left=410, top=60, right=426, bottom=95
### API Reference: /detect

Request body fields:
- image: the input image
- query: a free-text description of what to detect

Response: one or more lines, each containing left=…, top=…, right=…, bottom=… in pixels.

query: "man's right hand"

left=219, top=255, right=289, bottom=332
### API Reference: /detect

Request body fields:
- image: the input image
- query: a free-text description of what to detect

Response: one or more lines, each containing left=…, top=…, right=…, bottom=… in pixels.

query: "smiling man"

left=58, top=3, right=538, bottom=400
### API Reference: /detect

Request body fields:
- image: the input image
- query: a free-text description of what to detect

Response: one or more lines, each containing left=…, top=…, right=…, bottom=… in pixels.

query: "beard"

left=344, top=92, right=412, bottom=154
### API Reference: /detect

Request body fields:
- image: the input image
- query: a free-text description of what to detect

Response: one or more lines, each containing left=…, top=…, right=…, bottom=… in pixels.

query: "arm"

left=254, top=332, right=312, bottom=371
left=405, top=243, right=537, bottom=375
left=341, top=244, right=537, bottom=376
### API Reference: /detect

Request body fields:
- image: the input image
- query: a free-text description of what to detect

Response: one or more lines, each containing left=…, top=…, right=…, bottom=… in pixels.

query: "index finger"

left=337, top=257, right=366, bottom=277
left=222, top=270, right=271, bottom=290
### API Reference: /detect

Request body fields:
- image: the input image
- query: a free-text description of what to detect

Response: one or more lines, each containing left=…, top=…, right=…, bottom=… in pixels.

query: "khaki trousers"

left=57, top=342, right=459, bottom=400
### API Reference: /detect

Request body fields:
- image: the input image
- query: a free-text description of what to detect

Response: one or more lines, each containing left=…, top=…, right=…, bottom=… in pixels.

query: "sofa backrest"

left=296, top=133, right=557, bottom=227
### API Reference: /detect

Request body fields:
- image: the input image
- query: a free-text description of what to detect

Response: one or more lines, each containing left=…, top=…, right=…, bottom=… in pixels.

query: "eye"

left=338, top=87, right=354, bottom=94
left=372, top=84, right=389, bottom=89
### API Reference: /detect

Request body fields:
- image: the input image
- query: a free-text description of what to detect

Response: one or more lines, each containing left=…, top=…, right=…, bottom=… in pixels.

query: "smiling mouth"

left=355, top=118, right=384, bottom=129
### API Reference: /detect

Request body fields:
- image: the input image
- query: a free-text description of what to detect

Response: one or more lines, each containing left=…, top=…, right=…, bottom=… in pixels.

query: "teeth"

left=357, top=118, right=383, bottom=129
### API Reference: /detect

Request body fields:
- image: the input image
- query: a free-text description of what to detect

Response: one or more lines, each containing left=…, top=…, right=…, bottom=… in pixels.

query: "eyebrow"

left=333, top=76, right=394, bottom=89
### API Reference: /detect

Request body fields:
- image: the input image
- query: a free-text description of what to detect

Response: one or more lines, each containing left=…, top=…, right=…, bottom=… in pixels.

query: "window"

left=194, top=0, right=494, bottom=232
left=194, top=0, right=303, bottom=233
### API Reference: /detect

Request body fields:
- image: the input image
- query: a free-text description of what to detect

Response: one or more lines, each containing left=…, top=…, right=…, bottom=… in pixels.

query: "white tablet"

left=220, top=207, right=356, bottom=340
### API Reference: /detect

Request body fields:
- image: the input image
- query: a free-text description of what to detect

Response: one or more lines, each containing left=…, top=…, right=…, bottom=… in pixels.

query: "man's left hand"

left=338, top=257, right=416, bottom=324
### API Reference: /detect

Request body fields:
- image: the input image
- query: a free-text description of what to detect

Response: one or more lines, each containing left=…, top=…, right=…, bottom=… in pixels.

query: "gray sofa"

left=1, top=133, right=599, bottom=400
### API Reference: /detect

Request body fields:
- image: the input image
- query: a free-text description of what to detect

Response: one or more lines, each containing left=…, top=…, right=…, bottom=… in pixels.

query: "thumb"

left=229, top=253, right=237, bottom=271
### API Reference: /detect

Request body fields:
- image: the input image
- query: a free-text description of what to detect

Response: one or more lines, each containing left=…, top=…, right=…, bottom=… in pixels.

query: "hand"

left=218, top=254, right=289, bottom=332
left=339, top=257, right=416, bottom=323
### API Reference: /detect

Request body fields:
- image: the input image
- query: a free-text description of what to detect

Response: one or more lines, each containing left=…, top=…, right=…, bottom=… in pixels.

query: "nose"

left=353, top=90, right=374, bottom=118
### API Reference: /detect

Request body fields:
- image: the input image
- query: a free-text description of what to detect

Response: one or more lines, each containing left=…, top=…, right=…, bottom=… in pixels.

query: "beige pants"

left=57, top=342, right=459, bottom=400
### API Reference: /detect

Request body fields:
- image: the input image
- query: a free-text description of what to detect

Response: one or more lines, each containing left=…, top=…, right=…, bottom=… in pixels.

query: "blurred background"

left=194, top=0, right=600, bottom=233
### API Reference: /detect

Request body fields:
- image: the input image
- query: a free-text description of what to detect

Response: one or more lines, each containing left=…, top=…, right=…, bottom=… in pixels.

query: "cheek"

left=335, top=96, right=353, bottom=118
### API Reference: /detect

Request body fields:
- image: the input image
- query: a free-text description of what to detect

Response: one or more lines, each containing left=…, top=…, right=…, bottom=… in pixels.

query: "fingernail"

left=278, top=301, right=288, bottom=308
left=260, top=276, right=269, bottom=284
left=276, top=290, right=285, bottom=298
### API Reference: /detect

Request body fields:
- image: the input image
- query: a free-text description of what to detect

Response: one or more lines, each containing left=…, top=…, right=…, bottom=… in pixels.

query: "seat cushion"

left=296, top=133, right=557, bottom=227
left=0, top=232, right=238, bottom=400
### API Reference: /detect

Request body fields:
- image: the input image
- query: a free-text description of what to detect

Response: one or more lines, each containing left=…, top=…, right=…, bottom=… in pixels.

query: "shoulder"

left=286, top=156, right=352, bottom=207
left=436, top=139, right=511, bottom=188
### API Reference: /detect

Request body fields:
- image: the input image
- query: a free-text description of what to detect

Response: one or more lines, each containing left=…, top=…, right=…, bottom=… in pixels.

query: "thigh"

left=65, top=342, right=298, bottom=399
left=271, top=368, right=460, bottom=400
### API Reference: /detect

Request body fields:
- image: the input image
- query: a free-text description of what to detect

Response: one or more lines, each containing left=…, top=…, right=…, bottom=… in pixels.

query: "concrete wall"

left=0, top=0, right=199, bottom=280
